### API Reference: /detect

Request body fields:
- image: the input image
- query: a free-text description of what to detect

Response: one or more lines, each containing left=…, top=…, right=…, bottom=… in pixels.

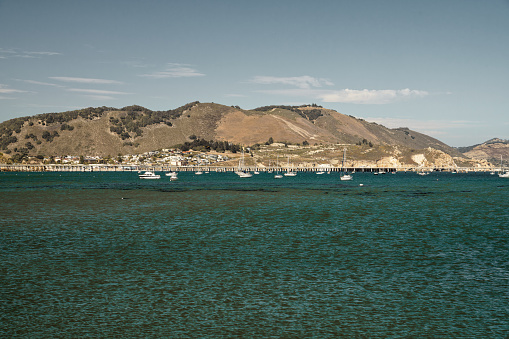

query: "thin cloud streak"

left=0, top=84, right=29, bottom=94
left=225, top=94, right=247, bottom=98
left=250, top=76, right=333, bottom=89
left=66, top=88, right=131, bottom=95
left=18, top=79, right=64, bottom=87
left=50, top=77, right=123, bottom=84
left=85, top=95, right=116, bottom=100
left=250, top=75, right=427, bottom=104
left=0, top=48, right=61, bottom=59
left=257, top=88, right=428, bottom=104
left=319, top=88, right=428, bottom=104
left=140, top=63, right=205, bottom=78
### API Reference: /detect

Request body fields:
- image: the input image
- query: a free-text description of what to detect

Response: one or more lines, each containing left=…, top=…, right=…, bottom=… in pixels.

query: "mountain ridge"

left=0, top=102, right=474, bottom=165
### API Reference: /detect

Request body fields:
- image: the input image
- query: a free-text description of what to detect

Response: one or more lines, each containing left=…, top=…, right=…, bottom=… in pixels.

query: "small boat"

left=418, top=171, right=430, bottom=176
left=284, top=156, right=297, bottom=176
left=316, top=171, right=325, bottom=175
left=340, top=148, right=353, bottom=181
left=274, top=155, right=283, bottom=178
left=166, top=171, right=178, bottom=180
left=498, top=156, right=509, bottom=178
left=236, top=150, right=252, bottom=177
left=237, top=171, right=253, bottom=178
left=139, top=171, right=160, bottom=179
left=195, top=171, right=203, bottom=175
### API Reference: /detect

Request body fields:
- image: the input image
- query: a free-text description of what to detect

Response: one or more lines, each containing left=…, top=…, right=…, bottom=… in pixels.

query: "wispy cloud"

left=84, top=95, right=117, bottom=101
left=140, top=63, right=205, bottom=78
left=0, top=84, right=29, bottom=94
left=256, top=87, right=428, bottom=105
left=122, top=59, right=152, bottom=68
left=318, top=88, right=428, bottom=104
left=66, top=88, right=131, bottom=95
left=27, top=51, right=61, bottom=56
left=225, top=94, right=247, bottom=98
left=17, top=79, right=64, bottom=87
left=0, top=48, right=61, bottom=59
left=250, top=75, right=427, bottom=104
left=50, top=77, right=123, bottom=85
left=250, top=76, right=333, bottom=89
left=257, top=88, right=428, bottom=105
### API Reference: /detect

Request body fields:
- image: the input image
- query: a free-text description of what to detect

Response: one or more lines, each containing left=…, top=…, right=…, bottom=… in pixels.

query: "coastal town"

left=0, top=142, right=503, bottom=173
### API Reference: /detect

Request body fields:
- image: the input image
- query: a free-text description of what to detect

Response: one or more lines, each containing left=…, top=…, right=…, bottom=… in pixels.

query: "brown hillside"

left=0, top=102, right=465, bottom=159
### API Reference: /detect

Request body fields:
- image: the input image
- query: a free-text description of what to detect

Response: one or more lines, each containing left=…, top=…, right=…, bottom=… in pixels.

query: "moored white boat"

left=237, top=171, right=253, bottom=178
left=139, top=171, right=160, bottom=179
left=340, top=174, right=353, bottom=181
left=284, top=156, right=297, bottom=176
left=274, top=155, right=283, bottom=178
left=236, top=150, right=252, bottom=177
left=498, top=156, right=509, bottom=178
left=340, top=148, right=353, bottom=181
left=166, top=171, right=178, bottom=180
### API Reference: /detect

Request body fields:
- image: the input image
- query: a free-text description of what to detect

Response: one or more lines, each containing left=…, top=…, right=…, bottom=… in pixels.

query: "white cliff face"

left=425, top=148, right=457, bottom=168
left=410, top=149, right=458, bottom=168
left=411, top=154, right=426, bottom=166
left=377, top=156, right=401, bottom=167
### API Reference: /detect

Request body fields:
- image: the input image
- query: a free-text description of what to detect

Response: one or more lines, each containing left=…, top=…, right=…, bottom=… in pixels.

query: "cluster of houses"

left=41, top=149, right=231, bottom=166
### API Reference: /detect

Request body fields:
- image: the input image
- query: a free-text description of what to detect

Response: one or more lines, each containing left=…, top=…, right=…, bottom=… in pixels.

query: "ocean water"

left=1, top=171, right=508, bottom=337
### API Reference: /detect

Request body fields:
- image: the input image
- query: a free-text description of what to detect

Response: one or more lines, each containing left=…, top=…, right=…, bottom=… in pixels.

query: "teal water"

left=1, top=172, right=508, bottom=337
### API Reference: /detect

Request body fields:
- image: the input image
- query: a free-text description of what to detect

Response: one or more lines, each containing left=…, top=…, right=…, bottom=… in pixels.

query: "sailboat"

left=284, top=156, right=297, bottom=176
left=340, top=148, right=353, bottom=181
left=236, top=150, right=252, bottom=178
left=274, top=155, right=283, bottom=178
left=499, top=156, right=509, bottom=178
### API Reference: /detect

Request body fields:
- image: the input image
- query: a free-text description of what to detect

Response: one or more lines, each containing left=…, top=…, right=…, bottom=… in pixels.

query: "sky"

left=1, top=0, right=508, bottom=147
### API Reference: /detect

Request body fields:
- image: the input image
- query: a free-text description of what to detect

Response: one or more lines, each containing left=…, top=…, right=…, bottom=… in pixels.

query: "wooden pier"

left=0, top=163, right=497, bottom=173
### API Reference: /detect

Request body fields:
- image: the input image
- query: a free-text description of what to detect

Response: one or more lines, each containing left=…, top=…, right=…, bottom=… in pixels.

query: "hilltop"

left=457, top=138, right=509, bottom=164
left=0, top=102, right=484, bottom=168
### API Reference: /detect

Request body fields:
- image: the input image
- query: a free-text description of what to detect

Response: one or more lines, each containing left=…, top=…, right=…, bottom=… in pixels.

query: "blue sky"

left=1, top=0, right=508, bottom=147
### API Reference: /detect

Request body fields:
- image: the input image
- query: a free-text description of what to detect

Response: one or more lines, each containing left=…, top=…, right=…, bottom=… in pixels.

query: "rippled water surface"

left=1, top=171, right=508, bottom=337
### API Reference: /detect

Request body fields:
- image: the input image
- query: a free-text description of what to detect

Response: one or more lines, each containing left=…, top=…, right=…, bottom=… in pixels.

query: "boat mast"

left=342, top=148, right=347, bottom=173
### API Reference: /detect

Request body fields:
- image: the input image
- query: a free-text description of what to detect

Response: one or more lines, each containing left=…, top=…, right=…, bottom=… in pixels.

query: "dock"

left=0, top=164, right=498, bottom=173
